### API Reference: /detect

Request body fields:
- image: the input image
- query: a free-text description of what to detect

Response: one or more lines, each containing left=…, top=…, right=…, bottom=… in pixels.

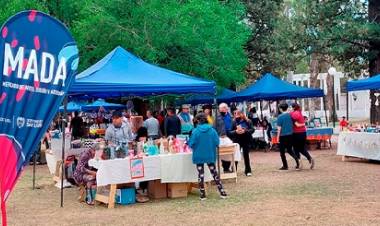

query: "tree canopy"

left=0, top=0, right=251, bottom=88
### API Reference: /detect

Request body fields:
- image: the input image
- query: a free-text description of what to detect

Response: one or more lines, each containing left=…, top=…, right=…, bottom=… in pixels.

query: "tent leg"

left=259, top=101, right=267, bottom=150
left=323, top=96, right=329, bottom=127
left=213, top=96, right=221, bottom=177
left=32, top=153, right=36, bottom=190
left=61, top=97, right=68, bottom=207
left=346, top=91, right=349, bottom=120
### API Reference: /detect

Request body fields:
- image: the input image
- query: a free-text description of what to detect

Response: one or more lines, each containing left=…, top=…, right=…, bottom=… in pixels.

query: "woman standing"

left=188, top=113, right=227, bottom=200
left=290, top=103, right=315, bottom=169
left=231, top=110, right=254, bottom=176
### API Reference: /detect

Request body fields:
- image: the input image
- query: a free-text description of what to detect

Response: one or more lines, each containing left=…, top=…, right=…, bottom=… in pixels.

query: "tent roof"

left=347, top=74, right=380, bottom=92
left=236, top=73, right=324, bottom=101
left=177, top=88, right=237, bottom=105
left=81, top=99, right=124, bottom=111
left=69, top=46, right=216, bottom=97
left=59, top=101, right=84, bottom=112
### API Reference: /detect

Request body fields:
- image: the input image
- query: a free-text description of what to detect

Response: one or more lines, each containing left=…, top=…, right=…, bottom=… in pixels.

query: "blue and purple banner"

left=0, top=11, right=78, bottom=225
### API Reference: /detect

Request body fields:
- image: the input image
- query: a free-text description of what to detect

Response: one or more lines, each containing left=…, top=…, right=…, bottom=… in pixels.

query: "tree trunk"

left=308, top=53, right=319, bottom=119
left=369, top=0, right=380, bottom=124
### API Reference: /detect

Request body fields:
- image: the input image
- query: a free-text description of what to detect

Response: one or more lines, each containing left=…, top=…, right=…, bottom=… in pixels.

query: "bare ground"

left=4, top=148, right=380, bottom=226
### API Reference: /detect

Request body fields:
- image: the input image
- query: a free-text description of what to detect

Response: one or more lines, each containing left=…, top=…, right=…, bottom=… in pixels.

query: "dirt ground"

left=3, top=146, right=380, bottom=226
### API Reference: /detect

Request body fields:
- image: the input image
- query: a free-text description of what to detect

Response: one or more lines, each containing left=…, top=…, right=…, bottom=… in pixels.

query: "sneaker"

left=310, top=158, right=315, bottom=169
left=246, top=172, right=252, bottom=177
left=200, top=196, right=207, bottom=201
left=278, top=166, right=288, bottom=170
left=220, top=194, right=228, bottom=199
left=298, top=159, right=303, bottom=169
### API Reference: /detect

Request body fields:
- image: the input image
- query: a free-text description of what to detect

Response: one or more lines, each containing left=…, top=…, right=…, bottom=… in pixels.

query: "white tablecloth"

left=89, top=156, right=161, bottom=186
left=252, top=129, right=269, bottom=143
left=89, top=153, right=212, bottom=186
left=160, top=153, right=212, bottom=183
left=337, top=132, right=380, bottom=160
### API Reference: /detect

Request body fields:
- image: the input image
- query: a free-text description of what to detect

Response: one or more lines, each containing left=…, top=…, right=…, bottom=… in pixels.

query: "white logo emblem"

left=16, top=117, right=25, bottom=128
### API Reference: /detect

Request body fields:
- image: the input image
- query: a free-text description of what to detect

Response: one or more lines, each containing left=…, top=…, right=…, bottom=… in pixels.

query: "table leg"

left=108, top=184, right=117, bottom=209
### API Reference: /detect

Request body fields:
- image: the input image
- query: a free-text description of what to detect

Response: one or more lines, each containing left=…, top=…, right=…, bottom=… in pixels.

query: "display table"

left=47, top=138, right=89, bottom=188
left=89, top=153, right=213, bottom=208
left=252, top=129, right=269, bottom=143
left=337, top=131, right=380, bottom=161
left=271, top=127, right=333, bottom=148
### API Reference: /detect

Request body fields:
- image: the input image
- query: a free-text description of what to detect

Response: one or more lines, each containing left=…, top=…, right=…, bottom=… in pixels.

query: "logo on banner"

left=0, top=10, right=79, bottom=226
left=16, top=117, right=25, bottom=128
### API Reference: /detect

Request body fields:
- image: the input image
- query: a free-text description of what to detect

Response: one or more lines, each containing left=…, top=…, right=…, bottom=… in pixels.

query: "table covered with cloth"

left=89, top=153, right=213, bottom=186
left=271, top=127, right=333, bottom=144
left=337, top=131, right=380, bottom=161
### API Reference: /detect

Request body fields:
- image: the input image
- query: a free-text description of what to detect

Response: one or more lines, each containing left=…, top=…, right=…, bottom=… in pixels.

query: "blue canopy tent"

left=347, top=74, right=380, bottom=92
left=346, top=74, right=380, bottom=121
left=177, top=88, right=237, bottom=105
left=236, top=73, right=324, bottom=101
left=81, top=99, right=124, bottom=111
left=59, top=101, right=84, bottom=112
left=69, top=46, right=216, bottom=97
left=235, top=73, right=326, bottom=126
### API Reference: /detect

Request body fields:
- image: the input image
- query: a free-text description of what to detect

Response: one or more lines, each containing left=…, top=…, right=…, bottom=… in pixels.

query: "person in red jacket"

left=339, top=116, right=349, bottom=131
left=290, top=103, right=315, bottom=169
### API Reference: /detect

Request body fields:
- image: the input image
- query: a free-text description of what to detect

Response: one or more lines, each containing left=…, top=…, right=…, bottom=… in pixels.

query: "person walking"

left=188, top=113, right=227, bottom=200
left=276, top=103, right=299, bottom=170
left=230, top=110, right=254, bottom=176
left=290, top=103, right=315, bottom=169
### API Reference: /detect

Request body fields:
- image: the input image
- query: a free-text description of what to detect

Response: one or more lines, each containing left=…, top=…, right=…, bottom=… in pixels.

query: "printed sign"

left=0, top=10, right=78, bottom=225
left=130, top=157, right=145, bottom=179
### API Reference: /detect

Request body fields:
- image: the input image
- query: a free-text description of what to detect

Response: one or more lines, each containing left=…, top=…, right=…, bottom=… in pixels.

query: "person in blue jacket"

left=188, top=113, right=227, bottom=200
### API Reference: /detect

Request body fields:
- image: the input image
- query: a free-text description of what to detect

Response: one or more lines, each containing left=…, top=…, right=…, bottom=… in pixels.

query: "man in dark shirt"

left=70, top=111, right=84, bottom=139
left=164, top=108, right=181, bottom=137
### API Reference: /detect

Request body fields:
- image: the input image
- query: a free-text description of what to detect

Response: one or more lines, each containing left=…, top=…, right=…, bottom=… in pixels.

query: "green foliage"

left=0, top=0, right=46, bottom=23
left=0, top=0, right=250, bottom=88
left=270, top=0, right=380, bottom=77
left=72, top=0, right=250, bottom=87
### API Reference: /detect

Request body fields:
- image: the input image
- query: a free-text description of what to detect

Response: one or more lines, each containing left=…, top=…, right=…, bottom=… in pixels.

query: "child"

left=276, top=103, right=300, bottom=170
left=339, top=116, right=349, bottom=131
left=188, top=113, right=227, bottom=200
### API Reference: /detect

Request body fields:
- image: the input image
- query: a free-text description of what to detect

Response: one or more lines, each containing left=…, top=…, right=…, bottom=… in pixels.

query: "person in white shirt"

left=143, top=110, right=160, bottom=139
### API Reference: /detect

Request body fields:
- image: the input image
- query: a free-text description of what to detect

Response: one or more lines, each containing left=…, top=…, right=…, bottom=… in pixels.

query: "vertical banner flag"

left=0, top=11, right=78, bottom=225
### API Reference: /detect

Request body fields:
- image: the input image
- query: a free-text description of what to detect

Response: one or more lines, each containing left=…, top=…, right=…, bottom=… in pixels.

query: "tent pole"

left=323, top=96, right=329, bottom=127
left=259, top=100, right=267, bottom=148
left=32, top=153, right=36, bottom=190
left=213, top=95, right=221, bottom=177
left=346, top=91, right=349, bottom=120
left=61, top=97, right=68, bottom=207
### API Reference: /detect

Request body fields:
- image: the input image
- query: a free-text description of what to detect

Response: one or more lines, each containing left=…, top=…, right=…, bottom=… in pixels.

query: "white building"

left=287, top=71, right=370, bottom=120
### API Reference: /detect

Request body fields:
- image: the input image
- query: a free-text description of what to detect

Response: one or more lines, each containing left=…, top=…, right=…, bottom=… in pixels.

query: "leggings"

left=292, top=132, right=312, bottom=162
left=196, top=163, right=226, bottom=198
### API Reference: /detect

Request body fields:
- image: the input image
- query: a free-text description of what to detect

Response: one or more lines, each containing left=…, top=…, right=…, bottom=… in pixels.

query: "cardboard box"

left=148, top=180, right=167, bottom=199
left=167, top=183, right=189, bottom=198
